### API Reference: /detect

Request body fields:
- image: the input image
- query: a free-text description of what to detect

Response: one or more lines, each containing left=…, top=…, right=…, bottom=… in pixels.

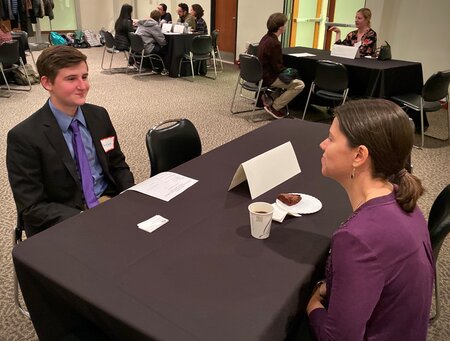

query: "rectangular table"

left=13, top=119, right=351, bottom=341
left=283, top=46, right=423, bottom=109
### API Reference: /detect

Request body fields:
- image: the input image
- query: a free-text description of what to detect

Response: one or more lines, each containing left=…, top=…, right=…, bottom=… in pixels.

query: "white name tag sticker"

left=100, top=136, right=115, bottom=152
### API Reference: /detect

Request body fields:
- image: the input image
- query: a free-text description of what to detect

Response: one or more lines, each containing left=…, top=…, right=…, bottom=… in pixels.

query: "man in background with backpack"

left=258, top=13, right=305, bottom=119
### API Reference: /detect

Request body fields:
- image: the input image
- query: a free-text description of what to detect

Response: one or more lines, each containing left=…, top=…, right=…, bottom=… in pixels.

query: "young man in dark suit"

left=7, top=45, right=135, bottom=237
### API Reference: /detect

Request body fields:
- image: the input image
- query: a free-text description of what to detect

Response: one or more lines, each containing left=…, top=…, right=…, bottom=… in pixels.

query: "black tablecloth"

left=283, top=46, right=423, bottom=108
left=13, top=119, right=351, bottom=341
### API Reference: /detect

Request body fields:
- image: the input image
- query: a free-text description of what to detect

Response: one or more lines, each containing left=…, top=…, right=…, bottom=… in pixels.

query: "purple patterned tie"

left=70, top=120, right=99, bottom=208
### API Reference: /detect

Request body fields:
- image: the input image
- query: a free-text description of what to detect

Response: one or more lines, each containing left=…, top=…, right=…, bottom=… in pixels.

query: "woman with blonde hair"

left=329, top=8, right=377, bottom=57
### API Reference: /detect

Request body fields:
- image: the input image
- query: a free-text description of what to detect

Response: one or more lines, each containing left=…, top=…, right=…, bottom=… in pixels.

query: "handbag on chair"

left=377, top=41, right=392, bottom=60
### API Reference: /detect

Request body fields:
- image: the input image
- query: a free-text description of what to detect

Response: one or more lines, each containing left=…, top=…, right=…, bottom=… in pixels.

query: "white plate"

left=276, top=193, right=322, bottom=214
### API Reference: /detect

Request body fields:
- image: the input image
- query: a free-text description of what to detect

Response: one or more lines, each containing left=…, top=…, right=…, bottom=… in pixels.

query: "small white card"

left=138, top=215, right=168, bottom=233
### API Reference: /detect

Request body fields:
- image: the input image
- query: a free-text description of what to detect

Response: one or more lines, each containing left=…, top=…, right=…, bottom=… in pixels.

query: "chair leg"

left=216, top=48, right=223, bottom=71
left=430, top=266, right=440, bottom=323
left=420, top=100, right=425, bottom=148
left=0, top=65, right=12, bottom=98
left=109, top=49, right=115, bottom=74
left=190, top=58, right=195, bottom=81
left=230, top=77, right=241, bottom=114
left=101, top=47, right=107, bottom=70
left=302, top=83, right=315, bottom=120
left=12, top=229, right=30, bottom=319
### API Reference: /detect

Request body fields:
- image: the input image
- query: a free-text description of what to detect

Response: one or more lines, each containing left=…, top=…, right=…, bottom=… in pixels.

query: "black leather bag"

left=378, top=41, right=392, bottom=60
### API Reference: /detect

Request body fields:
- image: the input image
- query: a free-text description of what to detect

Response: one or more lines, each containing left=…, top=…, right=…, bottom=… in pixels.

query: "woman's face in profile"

left=354, top=12, right=368, bottom=29
left=319, top=118, right=356, bottom=182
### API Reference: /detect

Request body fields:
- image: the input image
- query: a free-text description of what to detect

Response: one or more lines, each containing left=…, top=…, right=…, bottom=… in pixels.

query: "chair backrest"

left=128, top=32, right=145, bottom=53
left=422, top=70, right=450, bottom=102
left=191, top=35, right=213, bottom=55
left=247, top=43, right=259, bottom=56
left=103, top=31, right=116, bottom=49
left=0, top=40, right=20, bottom=65
left=314, top=60, right=348, bottom=92
left=146, top=119, right=202, bottom=176
left=428, top=183, right=450, bottom=260
left=211, top=29, right=219, bottom=49
left=239, top=53, right=263, bottom=84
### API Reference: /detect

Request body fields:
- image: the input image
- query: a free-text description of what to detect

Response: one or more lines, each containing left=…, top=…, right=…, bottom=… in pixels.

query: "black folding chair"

left=100, top=31, right=128, bottom=73
left=128, top=32, right=167, bottom=76
left=392, top=70, right=450, bottom=148
left=178, top=35, right=216, bottom=81
left=428, top=184, right=450, bottom=323
left=302, top=60, right=349, bottom=120
left=146, top=119, right=202, bottom=176
left=231, top=53, right=273, bottom=121
left=0, top=40, right=32, bottom=97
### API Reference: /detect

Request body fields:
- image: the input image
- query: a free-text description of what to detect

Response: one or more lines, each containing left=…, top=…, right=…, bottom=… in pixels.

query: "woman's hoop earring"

left=351, top=168, right=355, bottom=179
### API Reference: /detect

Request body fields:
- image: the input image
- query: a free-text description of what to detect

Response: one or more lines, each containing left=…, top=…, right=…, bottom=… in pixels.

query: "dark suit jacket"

left=7, top=101, right=135, bottom=237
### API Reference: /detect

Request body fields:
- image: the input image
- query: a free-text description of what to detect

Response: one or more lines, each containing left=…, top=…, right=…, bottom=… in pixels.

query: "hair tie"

left=397, top=168, right=408, bottom=178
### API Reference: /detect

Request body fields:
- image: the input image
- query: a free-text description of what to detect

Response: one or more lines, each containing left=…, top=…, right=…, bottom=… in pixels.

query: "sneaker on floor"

left=160, top=69, right=169, bottom=76
left=127, top=64, right=138, bottom=71
left=264, top=105, right=287, bottom=119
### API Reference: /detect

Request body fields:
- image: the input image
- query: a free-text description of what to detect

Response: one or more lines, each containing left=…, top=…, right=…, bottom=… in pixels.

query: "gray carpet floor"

left=1, top=47, right=449, bottom=340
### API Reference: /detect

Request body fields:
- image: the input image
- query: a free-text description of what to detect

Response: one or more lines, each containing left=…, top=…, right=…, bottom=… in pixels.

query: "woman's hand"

left=306, top=281, right=326, bottom=315
left=328, top=26, right=341, bottom=41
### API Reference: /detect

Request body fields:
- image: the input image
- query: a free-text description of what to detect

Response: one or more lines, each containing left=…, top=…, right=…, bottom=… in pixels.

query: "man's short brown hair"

left=36, top=45, right=87, bottom=83
left=267, top=12, right=287, bottom=33
left=150, top=9, right=161, bottom=21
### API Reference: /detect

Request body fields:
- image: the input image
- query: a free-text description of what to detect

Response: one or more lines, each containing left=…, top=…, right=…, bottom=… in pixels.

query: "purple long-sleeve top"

left=309, top=190, right=434, bottom=340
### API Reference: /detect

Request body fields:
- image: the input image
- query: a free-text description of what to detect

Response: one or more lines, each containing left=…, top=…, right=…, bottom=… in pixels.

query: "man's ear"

left=40, top=76, right=52, bottom=91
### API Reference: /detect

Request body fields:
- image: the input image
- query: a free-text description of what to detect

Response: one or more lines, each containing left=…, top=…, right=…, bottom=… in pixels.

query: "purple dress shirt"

left=309, top=190, right=434, bottom=340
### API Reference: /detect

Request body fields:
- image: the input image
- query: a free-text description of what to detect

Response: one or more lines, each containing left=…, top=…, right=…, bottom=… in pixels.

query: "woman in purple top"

left=307, top=99, right=434, bottom=340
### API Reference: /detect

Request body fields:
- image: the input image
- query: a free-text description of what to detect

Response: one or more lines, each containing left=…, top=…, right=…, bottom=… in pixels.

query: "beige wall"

left=236, top=0, right=284, bottom=56
left=367, top=0, right=449, bottom=80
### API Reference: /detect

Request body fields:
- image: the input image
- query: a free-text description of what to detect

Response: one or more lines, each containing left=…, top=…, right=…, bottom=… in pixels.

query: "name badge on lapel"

left=100, top=136, right=115, bottom=152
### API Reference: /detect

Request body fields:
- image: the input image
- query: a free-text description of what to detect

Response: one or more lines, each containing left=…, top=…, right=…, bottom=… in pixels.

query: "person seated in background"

left=306, top=99, right=433, bottom=341
left=258, top=13, right=305, bottom=119
left=329, top=8, right=377, bottom=57
left=0, top=22, right=12, bottom=44
left=6, top=46, right=135, bottom=237
left=176, top=2, right=196, bottom=31
left=190, top=4, right=207, bottom=34
left=114, top=3, right=134, bottom=52
left=157, top=3, right=172, bottom=23
left=135, top=10, right=168, bottom=74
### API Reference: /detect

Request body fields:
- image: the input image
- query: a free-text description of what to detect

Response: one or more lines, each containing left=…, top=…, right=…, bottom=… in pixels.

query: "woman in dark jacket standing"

left=114, top=4, right=134, bottom=51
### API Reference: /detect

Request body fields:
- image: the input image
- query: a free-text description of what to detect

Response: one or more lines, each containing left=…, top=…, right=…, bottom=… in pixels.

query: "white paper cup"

left=248, top=202, right=274, bottom=239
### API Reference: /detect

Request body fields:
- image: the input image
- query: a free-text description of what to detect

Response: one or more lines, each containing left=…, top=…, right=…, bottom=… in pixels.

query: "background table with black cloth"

left=164, top=32, right=206, bottom=78
left=13, top=119, right=351, bottom=341
left=283, top=46, right=423, bottom=109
